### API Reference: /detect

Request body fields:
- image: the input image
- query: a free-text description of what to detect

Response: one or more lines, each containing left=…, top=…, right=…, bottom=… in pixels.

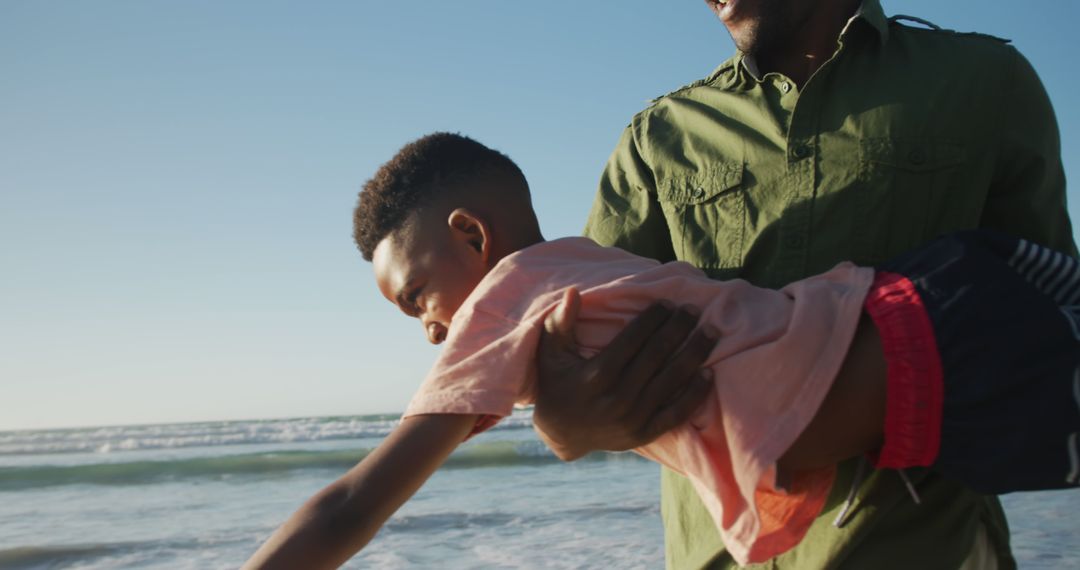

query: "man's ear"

left=447, top=208, right=492, bottom=264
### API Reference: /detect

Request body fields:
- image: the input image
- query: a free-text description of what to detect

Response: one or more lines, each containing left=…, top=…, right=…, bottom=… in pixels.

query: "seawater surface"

left=0, top=412, right=1076, bottom=569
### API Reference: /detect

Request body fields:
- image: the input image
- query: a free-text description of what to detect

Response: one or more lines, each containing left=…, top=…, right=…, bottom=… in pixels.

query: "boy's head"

left=354, top=132, right=542, bottom=344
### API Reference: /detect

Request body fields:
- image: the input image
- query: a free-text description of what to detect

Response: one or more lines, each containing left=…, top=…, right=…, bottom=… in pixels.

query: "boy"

left=243, top=133, right=1080, bottom=569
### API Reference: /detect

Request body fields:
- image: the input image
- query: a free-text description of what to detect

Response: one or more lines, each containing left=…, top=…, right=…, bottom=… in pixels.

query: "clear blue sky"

left=3, top=1, right=1078, bottom=430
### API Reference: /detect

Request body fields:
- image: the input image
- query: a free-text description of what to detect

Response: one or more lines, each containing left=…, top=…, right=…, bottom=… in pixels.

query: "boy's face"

left=372, top=216, right=490, bottom=345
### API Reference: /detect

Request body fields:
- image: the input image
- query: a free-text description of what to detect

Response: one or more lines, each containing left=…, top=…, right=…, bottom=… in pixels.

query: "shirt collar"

left=858, top=0, right=890, bottom=45
left=740, top=0, right=889, bottom=80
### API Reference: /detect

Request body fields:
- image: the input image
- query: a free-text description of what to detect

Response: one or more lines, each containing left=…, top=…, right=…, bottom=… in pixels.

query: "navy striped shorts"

left=864, top=230, right=1080, bottom=494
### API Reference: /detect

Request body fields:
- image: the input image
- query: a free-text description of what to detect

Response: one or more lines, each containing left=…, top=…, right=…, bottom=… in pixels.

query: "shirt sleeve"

left=403, top=307, right=542, bottom=437
left=982, top=46, right=1077, bottom=255
left=584, top=124, right=678, bottom=262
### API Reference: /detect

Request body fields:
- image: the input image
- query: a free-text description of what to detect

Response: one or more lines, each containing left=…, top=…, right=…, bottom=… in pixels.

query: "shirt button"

left=786, top=235, right=805, bottom=248
left=908, top=149, right=926, bottom=165
left=693, top=187, right=707, bottom=200
left=792, top=144, right=811, bottom=160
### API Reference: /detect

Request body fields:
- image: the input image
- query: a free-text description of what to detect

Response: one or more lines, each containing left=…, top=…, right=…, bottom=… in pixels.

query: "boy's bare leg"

left=778, top=314, right=887, bottom=471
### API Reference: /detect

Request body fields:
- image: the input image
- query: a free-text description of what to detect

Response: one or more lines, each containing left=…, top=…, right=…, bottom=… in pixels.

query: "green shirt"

left=584, top=2, right=1074, bottom=569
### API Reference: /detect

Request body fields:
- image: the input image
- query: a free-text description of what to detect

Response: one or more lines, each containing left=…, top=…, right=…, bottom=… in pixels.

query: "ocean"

left=1, top=411, right=1076, bottom=569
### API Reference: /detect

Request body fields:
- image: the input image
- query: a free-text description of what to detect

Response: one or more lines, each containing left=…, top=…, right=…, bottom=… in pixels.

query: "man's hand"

left=533, top=288, right=718, bottom=460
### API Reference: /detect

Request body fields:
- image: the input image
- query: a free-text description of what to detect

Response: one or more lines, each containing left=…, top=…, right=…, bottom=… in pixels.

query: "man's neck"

left=753, top=0, right=861, bottom=87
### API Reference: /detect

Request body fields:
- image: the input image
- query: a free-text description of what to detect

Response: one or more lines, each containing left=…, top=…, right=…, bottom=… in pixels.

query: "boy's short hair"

left=353, top=132, right=529, bottom=261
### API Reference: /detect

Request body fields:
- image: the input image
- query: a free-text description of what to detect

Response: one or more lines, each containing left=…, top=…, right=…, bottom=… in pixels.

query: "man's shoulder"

left=642, top=54, right=741, bottom=108
left=622, top=53, right=743, bottom=142
left=886, top=16, right=1016, bottom=61
left=874, top=17, right=1031, bottom=94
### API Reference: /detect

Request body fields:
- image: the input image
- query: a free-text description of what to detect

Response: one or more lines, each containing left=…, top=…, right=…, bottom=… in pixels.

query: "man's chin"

left=731, top=23, right=785, bottom=61
left=730, top=31, right=762, bottom=56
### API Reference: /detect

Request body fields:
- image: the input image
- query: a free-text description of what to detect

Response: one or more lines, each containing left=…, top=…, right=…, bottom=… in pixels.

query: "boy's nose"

left=426, top=321, right=448, bottom=345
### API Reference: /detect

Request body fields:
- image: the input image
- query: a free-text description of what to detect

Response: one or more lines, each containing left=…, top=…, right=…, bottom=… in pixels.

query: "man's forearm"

left=533, top=292, right=716, bottom=460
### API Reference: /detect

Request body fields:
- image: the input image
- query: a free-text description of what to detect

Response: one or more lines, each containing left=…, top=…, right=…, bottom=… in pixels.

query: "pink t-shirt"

left=403, top=237, right=873, bottom=565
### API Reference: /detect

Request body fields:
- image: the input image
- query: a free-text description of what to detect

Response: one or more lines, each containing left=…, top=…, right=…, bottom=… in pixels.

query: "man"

left=532, top=0, right=1075, bottom=568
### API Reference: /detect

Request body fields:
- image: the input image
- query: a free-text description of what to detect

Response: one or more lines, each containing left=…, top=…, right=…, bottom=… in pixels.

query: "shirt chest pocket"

left=853, top=138, right=971, bottom=264
left=656, top=162, right=746, bottom=276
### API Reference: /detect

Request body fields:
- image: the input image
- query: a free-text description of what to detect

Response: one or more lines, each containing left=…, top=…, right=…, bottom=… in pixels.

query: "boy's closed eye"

left=404, top=287, right=423, bottom=315
left=395, top=283, right=424, bottom=317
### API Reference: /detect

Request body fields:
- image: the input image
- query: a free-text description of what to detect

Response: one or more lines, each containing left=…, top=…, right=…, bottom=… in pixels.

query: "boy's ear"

left=447, top=208, right=492, bottom=264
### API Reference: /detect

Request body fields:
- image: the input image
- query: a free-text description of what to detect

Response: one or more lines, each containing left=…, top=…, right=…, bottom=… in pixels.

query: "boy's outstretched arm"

left=242, top=413, right=477, bottom=570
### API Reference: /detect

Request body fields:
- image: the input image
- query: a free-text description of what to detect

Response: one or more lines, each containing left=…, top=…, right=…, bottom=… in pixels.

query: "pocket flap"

left=862, top=138, right=965, bottom=172
left=658, top=162, right=744, bottom=205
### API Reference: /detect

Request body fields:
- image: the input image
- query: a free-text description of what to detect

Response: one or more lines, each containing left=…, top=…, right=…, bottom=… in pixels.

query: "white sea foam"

left=0, top=415, right=1075, bottom=570
left=0, top=410, right=535, bottom=456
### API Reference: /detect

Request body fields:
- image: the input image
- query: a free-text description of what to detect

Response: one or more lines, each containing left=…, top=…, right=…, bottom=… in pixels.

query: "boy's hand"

left=533, top=288, right=717, bottom=460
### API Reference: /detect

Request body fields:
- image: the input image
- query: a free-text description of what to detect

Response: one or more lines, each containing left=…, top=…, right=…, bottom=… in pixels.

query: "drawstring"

left=898, top=469, right=922, bottom=505
left=833, top=456, right=868, bottom=528
left=833, top=459, right=923, bottom=528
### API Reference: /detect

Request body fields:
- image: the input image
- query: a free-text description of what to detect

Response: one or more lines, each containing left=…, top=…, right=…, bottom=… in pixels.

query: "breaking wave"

left=0, top=412, right=535, bottom=455
left=0, top=439, right=643, bottom=491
